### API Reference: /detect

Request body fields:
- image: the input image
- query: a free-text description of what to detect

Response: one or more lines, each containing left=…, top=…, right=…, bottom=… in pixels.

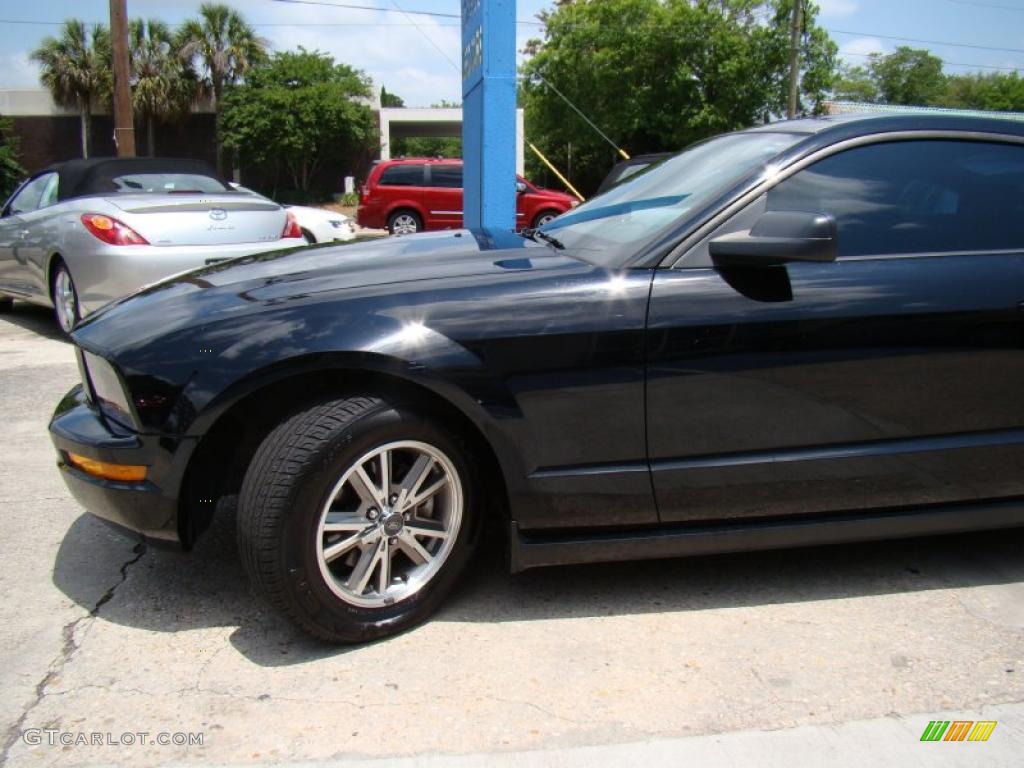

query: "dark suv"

left=357, top=158, right=577, bottom=234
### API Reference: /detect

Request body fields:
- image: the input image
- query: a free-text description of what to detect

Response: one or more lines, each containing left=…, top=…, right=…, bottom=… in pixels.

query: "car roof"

left=744, top=112, right=1024, bottom=140
left=381, top=157, right=462, bottom=165
left=46, top=156, right=226, bottom=201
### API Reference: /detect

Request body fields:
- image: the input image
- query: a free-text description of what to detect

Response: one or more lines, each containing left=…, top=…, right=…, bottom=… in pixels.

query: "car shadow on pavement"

left=52, top=503, right=1024, bottom=667
left=1, top=302, right=67, bottom=342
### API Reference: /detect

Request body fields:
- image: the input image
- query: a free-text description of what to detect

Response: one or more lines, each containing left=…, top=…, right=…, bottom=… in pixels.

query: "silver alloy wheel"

left=535, top=212, right=558, bottom=227
left=53, top=266, right=77, bottom=334
left=390, top=213, right=419, bottom=235
left=315, top=440, right=463, bottom=608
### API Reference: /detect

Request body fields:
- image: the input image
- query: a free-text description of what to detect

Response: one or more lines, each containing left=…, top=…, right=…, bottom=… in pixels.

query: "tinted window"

left=428, top=165, right=462, bottom=188
left=378, top=165, right=425, bottom=186
left=8, top=173, right=56, bottom=214
left=103, top=173, right=230, bottom=193
left=767, top=140, right=1024, bottom=257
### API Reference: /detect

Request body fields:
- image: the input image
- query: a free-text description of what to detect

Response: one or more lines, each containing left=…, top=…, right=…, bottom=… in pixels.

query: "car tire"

left=532, top=210, right=561, bottom=228
left=387, top=210, right=422, bottom=235
left=50, top=259, right=79, bottom=335
left=301, top=227, right=317, bottom=244
left=237, top=395, right=479, bottom=643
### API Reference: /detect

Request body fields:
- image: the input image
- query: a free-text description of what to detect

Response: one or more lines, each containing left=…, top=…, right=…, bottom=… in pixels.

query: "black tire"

left=237, top=395, right=479, bottom=643
left=0, top=296, right=12, bottom=313
left=50, top=259, right=79, bottom=335
left=532, top=209, right=561, bottom=229
left=301, top=228, right=317, bottom=244
left=387, top=209, right=422, bottom=235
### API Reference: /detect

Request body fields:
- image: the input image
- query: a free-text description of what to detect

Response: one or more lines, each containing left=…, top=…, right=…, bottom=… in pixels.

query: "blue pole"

left=461, top=0, right=516, bottom=232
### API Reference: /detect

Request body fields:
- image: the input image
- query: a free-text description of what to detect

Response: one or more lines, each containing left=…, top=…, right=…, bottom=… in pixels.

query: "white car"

left=231, top=185, right=356, bottom=244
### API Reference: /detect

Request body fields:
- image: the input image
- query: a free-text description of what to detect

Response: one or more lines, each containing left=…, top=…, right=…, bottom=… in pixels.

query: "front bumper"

left=49, top=385, right=196, bottom=544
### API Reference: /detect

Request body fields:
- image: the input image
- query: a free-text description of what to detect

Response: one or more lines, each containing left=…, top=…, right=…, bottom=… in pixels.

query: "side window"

left=378, top=164, right=424, bottom=187
left=767, top=140, right=1024, bottom=257
left=39, top=174, right=60, bottom=208
left=7, top=173, right=55, bottom=215
left=428, top=165, right=463, bottom=188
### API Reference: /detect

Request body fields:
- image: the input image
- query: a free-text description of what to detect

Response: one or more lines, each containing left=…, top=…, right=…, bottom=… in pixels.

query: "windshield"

left=541, top=131, right=803, bottom=267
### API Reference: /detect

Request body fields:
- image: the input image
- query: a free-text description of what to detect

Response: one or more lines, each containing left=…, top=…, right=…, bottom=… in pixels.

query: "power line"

left=386, top=0, right=459, bottom=71
left=829, top=28, right=1024, bottom=54
left=267, top=0, right=544, bottom=25
left=843, top=51, right=1020, bottom=72
left=939, top=0, right=1024, bottom=10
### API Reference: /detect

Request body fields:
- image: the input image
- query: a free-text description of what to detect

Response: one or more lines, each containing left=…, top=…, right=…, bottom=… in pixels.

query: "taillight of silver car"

left=80, top=213, right=150, bottom=246
left=282, top=210, right=303, bottom=239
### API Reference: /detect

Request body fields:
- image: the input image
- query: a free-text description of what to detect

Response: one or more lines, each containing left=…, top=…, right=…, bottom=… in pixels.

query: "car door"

left=0, top=172, right=56, bottom=298
left=426, top=164, right=463, bottom=229
left=646, top=137, right=1024, bottom=524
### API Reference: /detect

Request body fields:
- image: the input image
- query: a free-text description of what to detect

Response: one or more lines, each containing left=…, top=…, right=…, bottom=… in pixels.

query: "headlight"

left=81, top=350, right=136, bottom=428
left=329, top=219, right=345, bottom=228
left=570, top=200, right=581, bottom=208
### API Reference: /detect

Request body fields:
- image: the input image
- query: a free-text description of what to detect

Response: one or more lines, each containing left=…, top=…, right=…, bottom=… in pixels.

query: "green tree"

left=130, top=19, right=198, bottom=155
left=867, top=46, right=945, bottom=105
left=0, top=116, right=26, bottom=200
left=30, top=20, right=112, bottom=158
left=380, top=85, right=404, bottom=107
left=178, top=3, right=267, bottom=172
left=832, top=64, right=880, bottom=103
left=219, top=48, right=376, bottom=197
left=942, top=71, right=1024, bottom=112
left=520, top=0, right=837, bottom=194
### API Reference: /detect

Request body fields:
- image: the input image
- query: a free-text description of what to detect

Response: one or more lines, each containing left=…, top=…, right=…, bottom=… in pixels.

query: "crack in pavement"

left=0, top=537, right=147, bottom=765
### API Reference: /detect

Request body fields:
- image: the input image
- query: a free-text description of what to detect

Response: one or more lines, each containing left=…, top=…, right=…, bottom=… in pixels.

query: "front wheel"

left=237, top=396, right=478, bottom=643
left=50, top=260, right=79, bottom=335
left=532, top=210, right=561, bottom=228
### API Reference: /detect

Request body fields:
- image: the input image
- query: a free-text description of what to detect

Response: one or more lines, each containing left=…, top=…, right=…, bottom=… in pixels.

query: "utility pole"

left=110, top=0, right=136, bottom=156
left=787, top=0, right=802, bottom=119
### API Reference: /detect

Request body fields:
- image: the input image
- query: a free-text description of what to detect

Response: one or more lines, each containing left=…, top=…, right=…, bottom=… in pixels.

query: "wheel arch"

left=178, top=361, right=511, bottom=548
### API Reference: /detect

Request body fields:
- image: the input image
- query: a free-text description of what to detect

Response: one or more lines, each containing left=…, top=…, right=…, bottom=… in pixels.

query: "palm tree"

left=130, top=19, right=197, bottom=155
left=31, top=20, right=112, bottom=158
left=178, top=3, right=267, bottom=173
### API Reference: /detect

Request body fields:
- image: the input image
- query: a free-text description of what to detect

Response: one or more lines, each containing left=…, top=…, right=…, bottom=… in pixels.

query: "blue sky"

left=0, top=0, right=1022, bottom=107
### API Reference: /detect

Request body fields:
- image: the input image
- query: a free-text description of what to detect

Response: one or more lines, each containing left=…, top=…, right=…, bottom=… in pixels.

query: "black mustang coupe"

left=50, top=114, right=1024, bottom=642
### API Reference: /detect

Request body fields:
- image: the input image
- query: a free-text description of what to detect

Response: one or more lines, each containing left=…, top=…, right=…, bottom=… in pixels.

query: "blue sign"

left=461, top=0, right=516, bottom=232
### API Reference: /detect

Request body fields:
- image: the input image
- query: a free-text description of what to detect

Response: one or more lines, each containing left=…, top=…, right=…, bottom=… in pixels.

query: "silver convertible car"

left=0, top=157, right=304, bottom=333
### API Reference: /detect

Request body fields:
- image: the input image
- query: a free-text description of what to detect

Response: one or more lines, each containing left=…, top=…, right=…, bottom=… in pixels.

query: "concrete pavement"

left=0, top=302, right=1022, bottom=767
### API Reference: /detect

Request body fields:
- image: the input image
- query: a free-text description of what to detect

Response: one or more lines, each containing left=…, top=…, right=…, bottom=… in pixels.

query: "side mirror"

left=515, top=181, right=527, bottom=194
left=709, top=210, right=836, bottom=266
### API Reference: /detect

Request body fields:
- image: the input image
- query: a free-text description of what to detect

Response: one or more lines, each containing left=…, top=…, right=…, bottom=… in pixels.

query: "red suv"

left=357, top=158, right=577, bottom=234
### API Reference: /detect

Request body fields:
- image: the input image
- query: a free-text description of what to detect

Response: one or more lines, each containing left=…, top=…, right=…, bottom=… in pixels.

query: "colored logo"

left=920, top=720, right=997, bottom=742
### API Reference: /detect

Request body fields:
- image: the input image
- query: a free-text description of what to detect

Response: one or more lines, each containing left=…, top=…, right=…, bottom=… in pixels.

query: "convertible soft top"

left=49, top=157, right=230, bottom=201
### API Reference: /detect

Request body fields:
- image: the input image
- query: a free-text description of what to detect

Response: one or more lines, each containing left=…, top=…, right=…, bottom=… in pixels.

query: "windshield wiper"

left=520, top=227, right=564, bottom=250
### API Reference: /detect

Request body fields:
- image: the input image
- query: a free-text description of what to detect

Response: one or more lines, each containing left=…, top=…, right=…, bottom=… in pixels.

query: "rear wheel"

left=387, top=210, right=422, bottom=235
left=237, top=395, right=478, bottom=643
left=50, top=260, right=79, bottom=335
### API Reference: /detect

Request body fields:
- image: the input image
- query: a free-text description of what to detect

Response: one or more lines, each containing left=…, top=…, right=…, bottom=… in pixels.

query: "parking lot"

left=1, top=303, right=1022, bottom=766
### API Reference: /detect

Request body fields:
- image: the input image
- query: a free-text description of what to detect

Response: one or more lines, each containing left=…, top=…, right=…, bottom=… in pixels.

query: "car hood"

left=72, top=228, right=579, bottom=355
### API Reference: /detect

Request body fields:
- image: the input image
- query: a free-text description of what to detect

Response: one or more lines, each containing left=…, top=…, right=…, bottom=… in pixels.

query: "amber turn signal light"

left=67, top=452, right=147, bottom=483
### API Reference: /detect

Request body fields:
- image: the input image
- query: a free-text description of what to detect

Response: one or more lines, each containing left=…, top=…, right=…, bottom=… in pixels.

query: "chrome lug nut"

left=389, top=537, right=397, bottom=546
left=367, top=508, right=380, bottom=521
left=389, top=493, right=399, bottom=505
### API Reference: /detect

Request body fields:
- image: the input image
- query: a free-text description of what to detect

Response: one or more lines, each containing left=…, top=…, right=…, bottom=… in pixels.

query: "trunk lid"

left=105, top=193, right=287, bottom=246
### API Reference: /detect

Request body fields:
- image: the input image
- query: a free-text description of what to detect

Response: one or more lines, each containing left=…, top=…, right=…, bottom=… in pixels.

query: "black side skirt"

left=509, top=499, right=1024, bottom=573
